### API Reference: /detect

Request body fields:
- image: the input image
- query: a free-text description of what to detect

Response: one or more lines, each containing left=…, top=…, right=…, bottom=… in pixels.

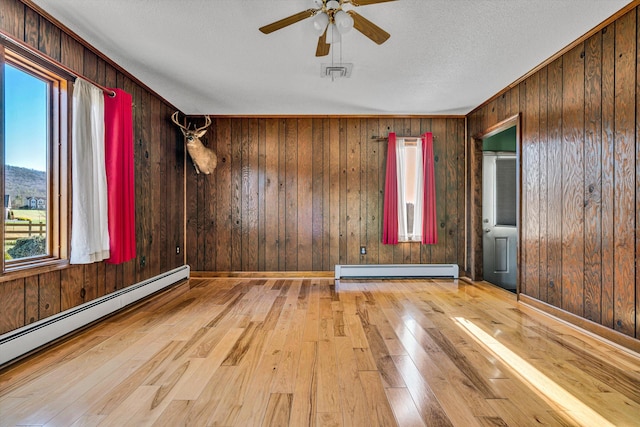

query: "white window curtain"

left=70, top=79, right=110, bottom=264
left=412, top=142, right=424, bottom=241
left=395, top=139, right=424, bottom=242
left=396, top=140, right=408, bottom=241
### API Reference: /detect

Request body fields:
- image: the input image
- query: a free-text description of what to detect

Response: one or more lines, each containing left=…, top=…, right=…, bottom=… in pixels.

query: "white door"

left=482, top=153, right=517, bottom=290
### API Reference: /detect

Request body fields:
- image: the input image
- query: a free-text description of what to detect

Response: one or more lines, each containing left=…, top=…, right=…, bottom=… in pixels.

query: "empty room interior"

left=1, top=0, right=640, bottom=426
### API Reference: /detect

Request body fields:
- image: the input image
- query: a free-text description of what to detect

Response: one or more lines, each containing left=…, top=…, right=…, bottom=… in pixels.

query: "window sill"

left=0, top=259, right=70, bottom=283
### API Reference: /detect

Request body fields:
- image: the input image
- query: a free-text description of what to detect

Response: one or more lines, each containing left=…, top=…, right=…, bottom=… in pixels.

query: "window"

left=396, top=138, right=423, bottom=242
left=494, top=157, right=517, bottom=227
left=1, top=45, right=69, bottom=272
left=382, top=132, right=437, bottom=245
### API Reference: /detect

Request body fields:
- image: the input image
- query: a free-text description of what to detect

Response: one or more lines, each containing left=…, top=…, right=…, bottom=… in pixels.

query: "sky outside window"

left=4, top=63, right=48, bottom=172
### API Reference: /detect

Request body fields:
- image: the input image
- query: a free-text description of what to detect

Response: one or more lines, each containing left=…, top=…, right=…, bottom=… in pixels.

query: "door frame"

left=468, top=114, right=521, bottom=293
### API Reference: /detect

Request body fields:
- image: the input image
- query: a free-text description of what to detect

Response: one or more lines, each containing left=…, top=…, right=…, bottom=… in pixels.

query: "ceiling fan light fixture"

left=326, top=0, right=340, bottom=10
left=334, top=10, right=354, bottom=34
left=312, top=13, right=329, bottom=35
left=325, top=24, right=341, bottom=44
left=258, top=0, right=395, bottom=57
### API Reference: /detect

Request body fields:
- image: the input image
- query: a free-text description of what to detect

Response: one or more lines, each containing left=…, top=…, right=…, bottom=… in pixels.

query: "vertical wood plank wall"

left=185, top=117, right=465, bottom=272
left=0, top=0, right=185, bottom=335
left=467, top=7, right=639, bottom=339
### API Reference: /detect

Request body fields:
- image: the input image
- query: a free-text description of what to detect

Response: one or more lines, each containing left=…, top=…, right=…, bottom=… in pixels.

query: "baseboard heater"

left=335, top=263, right=459, bottom=279
left=0, top=264, right=190, bottom=367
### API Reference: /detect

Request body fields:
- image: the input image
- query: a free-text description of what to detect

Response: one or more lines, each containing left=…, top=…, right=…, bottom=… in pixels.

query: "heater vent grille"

left=335, top=264, right=459, bottom=279
left=321, top=63, right=353, bottom=78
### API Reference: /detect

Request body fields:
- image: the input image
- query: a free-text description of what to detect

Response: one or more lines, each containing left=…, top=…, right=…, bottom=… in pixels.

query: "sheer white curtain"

left=395, top=138, right=408, bottom=241
left=412, top=142, right=424, bottom=242
left=70, top=79, right=110, bottom=264
left=396, top=139, right=424, bottom=242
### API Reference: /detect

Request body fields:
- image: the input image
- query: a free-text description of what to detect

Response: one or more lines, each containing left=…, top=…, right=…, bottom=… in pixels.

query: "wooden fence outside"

left=5, top=222, right=46, bottom=243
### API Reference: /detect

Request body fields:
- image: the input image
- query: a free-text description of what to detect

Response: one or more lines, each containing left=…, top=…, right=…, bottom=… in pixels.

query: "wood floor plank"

left=386, top=309, right=488, bottom=425
left=84, top=340, right=184, bottom=418
left=358, top=371, right=398, bottom=426
left=484, top=398, right=542, bottom=427
left=233, top=300, right=296, bottom=425
left=2, top=277, right=639, bottom=427
left=2, top=353, right=139, bottom=426
left=332, top=308, right=346, bottom=337
left=334, top=336, right=372, bottom=427
left=361, top=323, right=405, bottom=388
left=251, top=289, right=282, bottom=323
left=208, top=323, right=271, bottom=425
left=68, top=414, right=107, bottom=426
left=150, top=400, right=194, bottom=427
left=317, top=411, right=343, bottom=427
left=345, top=314, right=369, bottom=349
left=182, top=365, right=233, bottom=425
left=488, top=378, right=570, bottom=426
left=222, top=321, right=264, bottom=366
left=0, top=335, right=110, bottom=396
left=317, top=340, right=341, bottom=413
left=385, top=387, right=427, bottom=427
left=271, top=309, right=306, bottom=394
left=289, top=341, right=318, bottom=427
left=392, top=355, right=456, bottom=427
left=262, top=393, right=293, bottom=427
left=94, top=384, right=159, bottom=426
left=586, top=391, right=640, bottom=426
left=302, top=282, right=321, bottom=342
left=174, top=328, right=244, bottom=400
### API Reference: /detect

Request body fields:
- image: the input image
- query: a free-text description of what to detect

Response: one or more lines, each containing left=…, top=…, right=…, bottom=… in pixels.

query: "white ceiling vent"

left=321, top=63, right=353, bottom=79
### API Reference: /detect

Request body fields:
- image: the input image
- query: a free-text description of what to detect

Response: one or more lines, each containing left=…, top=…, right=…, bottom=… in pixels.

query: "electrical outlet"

left=360, top=246, right=366, bottom=255
left=176, top=246, right=180, bottom=254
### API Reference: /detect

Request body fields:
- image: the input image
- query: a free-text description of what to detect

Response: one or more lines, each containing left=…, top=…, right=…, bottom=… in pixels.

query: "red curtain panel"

left=103, top=89, right=136, bottom=264
left=421, top=132, right=438, bottom=244
left=382, top=132, right=398, bottom=244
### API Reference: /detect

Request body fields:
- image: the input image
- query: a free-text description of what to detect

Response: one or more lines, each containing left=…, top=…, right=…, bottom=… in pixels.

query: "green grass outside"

left=7, top=209, right=46, bottom=224
left=5, top=209, right=47, bottom=259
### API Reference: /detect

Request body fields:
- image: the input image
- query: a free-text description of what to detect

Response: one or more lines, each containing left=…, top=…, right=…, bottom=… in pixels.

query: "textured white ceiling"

left=32, top=0, right=631, bottom=115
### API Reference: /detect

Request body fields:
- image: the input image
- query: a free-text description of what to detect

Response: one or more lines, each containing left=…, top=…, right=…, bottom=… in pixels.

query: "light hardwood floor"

left=1, top=277, right=640, bottom=426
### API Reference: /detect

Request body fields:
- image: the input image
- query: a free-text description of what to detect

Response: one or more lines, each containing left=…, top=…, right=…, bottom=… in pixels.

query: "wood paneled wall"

left=185, top=117, right=465, bottom=272
left=0, top=0, right=185, bottom=335
left=467, top=7, right=640, bottom=339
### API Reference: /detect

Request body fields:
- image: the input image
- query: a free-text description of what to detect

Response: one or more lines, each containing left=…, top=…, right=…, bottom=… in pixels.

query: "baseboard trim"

left=518, top=294, right=640, bottom=355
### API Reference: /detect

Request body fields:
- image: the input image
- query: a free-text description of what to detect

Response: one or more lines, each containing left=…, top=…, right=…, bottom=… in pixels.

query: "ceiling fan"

left=259, top=0, right=396, bottom=57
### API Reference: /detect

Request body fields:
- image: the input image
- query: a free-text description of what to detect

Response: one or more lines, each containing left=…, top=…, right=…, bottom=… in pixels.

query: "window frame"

left=396, top=137, right=424, bottom=243
left=1, top=43, right=70, bottom=275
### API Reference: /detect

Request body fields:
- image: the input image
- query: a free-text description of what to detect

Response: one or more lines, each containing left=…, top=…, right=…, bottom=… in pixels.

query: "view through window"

left=396, top=139, right=423, bottom=242
left=4, top=63, right=49, bottom=261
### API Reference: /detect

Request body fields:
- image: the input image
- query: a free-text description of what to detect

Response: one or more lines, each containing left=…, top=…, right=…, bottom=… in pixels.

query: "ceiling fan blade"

left=347, top=10, right=390, bottom=45
left=350, top=0, right=397, bottom=6
left=316, top=28, right=330, bottom=56
left=259, top=9, right=317, bottom=34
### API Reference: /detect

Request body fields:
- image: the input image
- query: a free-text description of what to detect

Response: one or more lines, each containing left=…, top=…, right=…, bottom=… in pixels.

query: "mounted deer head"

left=171, top=111, right=217, bottom=175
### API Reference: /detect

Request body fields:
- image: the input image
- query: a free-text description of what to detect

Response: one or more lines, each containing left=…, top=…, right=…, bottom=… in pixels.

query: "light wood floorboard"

left=1, top=278, right=640, bottom=426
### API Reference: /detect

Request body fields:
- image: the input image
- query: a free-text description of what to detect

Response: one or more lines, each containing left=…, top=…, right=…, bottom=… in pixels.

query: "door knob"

left=484, top=228, right=491, bottom=233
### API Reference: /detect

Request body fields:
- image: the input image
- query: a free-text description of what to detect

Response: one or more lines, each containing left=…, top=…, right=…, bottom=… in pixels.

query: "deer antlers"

left=171, top=111, right=211, bottom=133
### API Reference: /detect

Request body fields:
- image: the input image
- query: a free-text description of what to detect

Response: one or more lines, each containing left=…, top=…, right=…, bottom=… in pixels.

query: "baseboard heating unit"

left=335, top=264, right=459, bottom=279
left=0, top=265, right=190, bottom=367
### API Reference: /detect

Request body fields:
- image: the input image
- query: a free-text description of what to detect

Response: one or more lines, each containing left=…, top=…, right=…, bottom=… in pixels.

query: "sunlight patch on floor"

left=454, top=316, right=615, bottom=427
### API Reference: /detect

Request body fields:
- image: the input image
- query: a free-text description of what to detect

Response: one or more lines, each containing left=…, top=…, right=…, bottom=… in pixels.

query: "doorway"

left=482, top=151, right=517, bottom=290
left=468, top=115, right=520, bottom=290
